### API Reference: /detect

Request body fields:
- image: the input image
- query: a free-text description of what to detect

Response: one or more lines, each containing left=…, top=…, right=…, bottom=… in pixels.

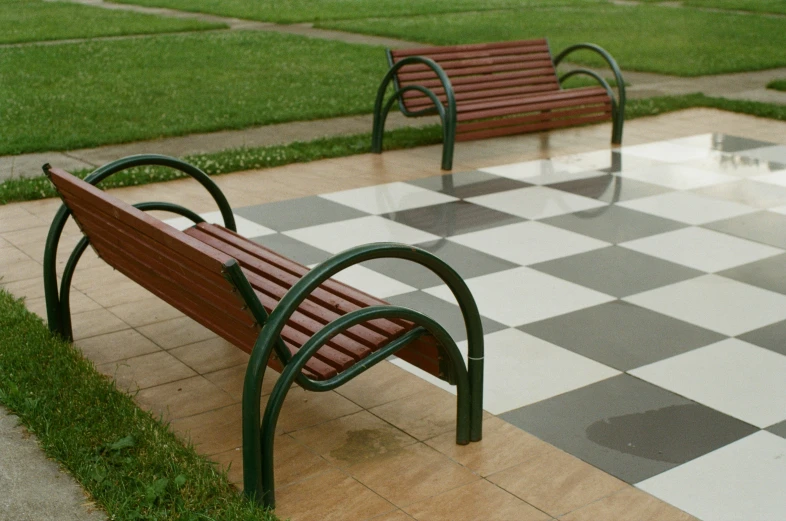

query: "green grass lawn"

left=320, top=4, right=786, bottom=76
left=0, top=289, right=278, bottom=520
left=0, top=31, right=385, bottom=156
left=638, top=0, right=786, bottom=15
left=0, top=0, right=224, bottom=44
left=106, top=0, right=604, bottom=23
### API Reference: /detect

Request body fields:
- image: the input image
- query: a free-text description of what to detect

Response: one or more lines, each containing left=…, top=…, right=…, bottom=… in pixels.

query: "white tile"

left=284, top=216, right=439, bottom=254
left=621, top=142, right=720, bottom=163
left=426, top=267, right=615, bottom=327
left=752, top=171, right=786, bottom=188
left=467, top=186, right=607, bottom=219
left=392, top=328, right=619, bottom=414
left=769, top=205, right=786, bottom=216
left=319, top=182, right=457, bottom=214
left=630, top=339, right=786, bottom=428
left=163, top=212, right=275, bottom=238
left=624, top=274, right=786, bottom=336
left=478, top=159, right=587, bottom=184
left=322, top=264, right=415, bottom=299
left=449, top=221, right=608, bottom=266
left=551, top=149, right=659, bottom=172
left=617, top=164, right=736, bottom=190
left=684, top=155, right=782, bottom=178
left=620, top=227, right=782, bottom=272
left=618, top=192, right=756, bottom=225
left=637, top=431, right=786, bottom=521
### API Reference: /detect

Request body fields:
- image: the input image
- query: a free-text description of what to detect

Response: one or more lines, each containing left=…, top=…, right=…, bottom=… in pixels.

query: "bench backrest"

left=390, top=39, right=559, bottom=113
left=47, top=168, right=259, bottom=348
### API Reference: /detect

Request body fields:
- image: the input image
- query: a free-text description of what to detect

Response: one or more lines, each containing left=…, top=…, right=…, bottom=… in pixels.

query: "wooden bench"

left=42, top=154, right=484, bottom=508
left=372, top=39, right=626, bottom=170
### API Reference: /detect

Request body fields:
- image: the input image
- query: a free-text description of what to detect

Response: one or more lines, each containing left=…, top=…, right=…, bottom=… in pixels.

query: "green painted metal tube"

left=254, top=305, right=472, bottom=508
left=239, top=242, right=484, bottom=506
left=372, top=56, right=457, bottom=170
left=553, top=43, right=626, bottom=144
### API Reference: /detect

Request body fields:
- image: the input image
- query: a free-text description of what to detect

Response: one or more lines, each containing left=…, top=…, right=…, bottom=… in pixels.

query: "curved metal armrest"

left=42, top=155, right=234, bottom=338
left=553, top=43, right=625, bottom=102
left=372, top=56, right=457, bottom=169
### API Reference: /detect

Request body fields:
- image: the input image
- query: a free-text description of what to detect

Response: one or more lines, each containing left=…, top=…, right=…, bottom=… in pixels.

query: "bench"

left=372, top=39, right=626, bottom=170
left=42, top=154, right=484, bottom=508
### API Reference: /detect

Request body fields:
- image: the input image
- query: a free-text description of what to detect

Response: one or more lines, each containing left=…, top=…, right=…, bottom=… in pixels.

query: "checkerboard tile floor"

left=166, top=133, right=786, bottom=521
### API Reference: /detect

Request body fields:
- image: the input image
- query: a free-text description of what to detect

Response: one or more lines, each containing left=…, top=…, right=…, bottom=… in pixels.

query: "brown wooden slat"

left=396, top=59, right=556, bottom=83
left=457, top=113, right=612, bottom=142
left=458, top=102, right=611, bottom=134
left=391, top=39, right=549, bottom=58
left=48, top=169, right=230, bottom=272
left=190, top=224, right=411, bottom=337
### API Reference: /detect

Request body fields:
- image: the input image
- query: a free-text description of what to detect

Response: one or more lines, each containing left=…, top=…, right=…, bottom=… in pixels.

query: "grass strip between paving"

left=3, top=93, right=786, bottom=206
left=767, top=79, right=786, bottom=92
left=0, top=289, right=279, bottom=521
left=0, top=0, right=225, bottom=44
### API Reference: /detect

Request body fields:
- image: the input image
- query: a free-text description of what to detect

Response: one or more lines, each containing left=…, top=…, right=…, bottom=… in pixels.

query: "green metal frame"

left=553, top=42, right=627, bottom=145
left=372, top=42, right=626, bottom=171
left=42, top=154, right=236, bottom=340
left=226, top=242, right=484, bottom=508
left=372, top=53, right=457, bottom=170
left=43, top=156, right=484, bottom=511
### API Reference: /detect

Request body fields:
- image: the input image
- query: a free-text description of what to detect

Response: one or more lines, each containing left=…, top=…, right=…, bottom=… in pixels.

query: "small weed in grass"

left=0, top=289, right=278, bottom=520
left=0, top=0, right=225, bottom=44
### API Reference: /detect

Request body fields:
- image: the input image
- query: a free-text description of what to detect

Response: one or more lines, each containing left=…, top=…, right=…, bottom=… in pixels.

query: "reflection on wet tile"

left=670, top=133, right=776, bottom=153
left=520, top=301, right=723, bottom=371
left=406, top=170, right=532, bottom=198
left=530, top=246, right=703, bottom=298
left=692, top=180, right=786, bottom=209
left=542, top=205, right=686, bottom=244
left=385, top=291, right=506, bottom=342
left=235, top=195, right=368, bottom=231
left=381, top=201, right=524, bottom=237
left=703, top=211, right=786, bottom=249
left=500, top=374, right=758, bottom=484
left=252, top=233, right=331, bottom=266
left=737, top=319, right=786, bottom=357
left=547, top=173, right=671, bottom=203
left=736, top=144, right=786, bottom=163
left=320, top=181, right=457, bottom=215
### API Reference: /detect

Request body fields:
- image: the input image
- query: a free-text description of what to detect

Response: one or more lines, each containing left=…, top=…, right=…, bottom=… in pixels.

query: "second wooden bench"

left=372, top=38, right=626, bottom=169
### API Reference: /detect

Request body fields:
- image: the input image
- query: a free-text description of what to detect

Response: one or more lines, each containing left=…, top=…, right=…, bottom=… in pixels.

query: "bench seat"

left=372, top=39, right=625, bottom=169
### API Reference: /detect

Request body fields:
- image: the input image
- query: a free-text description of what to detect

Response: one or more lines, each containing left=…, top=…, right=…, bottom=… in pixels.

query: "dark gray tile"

left=519, top=301, right=724, bottom=371
left=364, top=240, right=517, bottom=289
left=736, top=145, right=786, bottom=163
left=381, top=201, right=524, bottom=237
left=548, top=175, right=672, bottom=203
left=252, top=234, right=330, bottom=266
left=235, top=196, right=367, bottom=231
left=541, top=205, right=686, bottom=244
left=407, top=170, right=531, bottom=198
left=704, top=211, right=786, bottom=249
left=767, top=420, right=786, bottom=439
left=385, top=291, right=506, bottom=343
left=692, top=180, right=786, bottom=209
left=718, top=253, right=786, bottom=295
left=500, top=374, right=758, bottom=484
left=737, top=319, right=786, bottom=357
left=701, top=135, right=777, bottom=153
left=530, top=246, right=703, bottom=298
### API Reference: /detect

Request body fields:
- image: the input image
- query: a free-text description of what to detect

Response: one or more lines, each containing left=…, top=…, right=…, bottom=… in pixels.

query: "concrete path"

left=0, top=406, right=106, bottom=521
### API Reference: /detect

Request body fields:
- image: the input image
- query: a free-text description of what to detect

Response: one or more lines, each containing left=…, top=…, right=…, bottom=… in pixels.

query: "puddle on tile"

left=586, top=404, right=713, bottom=463
left=329, top=428, right=410, bottom=465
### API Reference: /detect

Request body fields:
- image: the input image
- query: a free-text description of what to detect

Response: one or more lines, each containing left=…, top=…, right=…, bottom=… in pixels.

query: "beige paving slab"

left=335, top=361, right=438, bottom=409
left=107, top=296, right=184, bottom=328
left=134, top=375, right=236, bottom=421
left=369, top=386, right=465, bottom=442
left=169, top=337, right=250, bottom=375
left=75, top=328, right=162, bottom=366
left=558, top=486, right=699, bottom=521
left=97, top=350, right=197, bottom=391
left=203, top=363, right=280, bottom=401
left=136, top=315, right=217, bottom=349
